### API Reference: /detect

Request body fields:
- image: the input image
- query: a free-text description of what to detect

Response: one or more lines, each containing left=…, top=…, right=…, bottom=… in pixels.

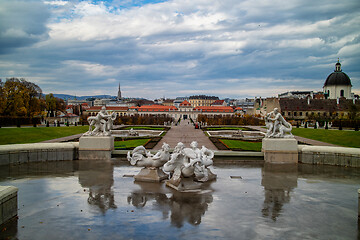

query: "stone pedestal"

left=79, top=136, right=114, bottom=160
left=134, top=168, right=168, bottom=182
left=0, top=186, right=18, bottom=225
left=262, top=138, right=298, bottom=164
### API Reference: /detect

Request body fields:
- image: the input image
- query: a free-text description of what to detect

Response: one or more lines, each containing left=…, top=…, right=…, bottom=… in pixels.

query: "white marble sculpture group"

left=84, top=106, right=117, bottom=136
left=127, top=141, right=216, bottom=189
left=264, top=108, right=293, bottom=138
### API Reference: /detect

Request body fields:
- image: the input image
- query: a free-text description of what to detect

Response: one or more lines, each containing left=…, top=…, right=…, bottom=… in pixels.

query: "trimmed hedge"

left=0, top=116, right=41, bottom=127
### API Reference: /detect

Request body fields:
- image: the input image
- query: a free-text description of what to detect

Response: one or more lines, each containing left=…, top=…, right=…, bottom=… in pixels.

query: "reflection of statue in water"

left=85, top=106, right=117, bottom=136
left=127, top=143, right=171, bottom=182
left=170, top=192, right=213, bottom=228
left=261, top=164, right=297, bottom=221
left=127, top=181, right=213, bottom=227
left=77, top=160, right=117, bottom=214
left=164, top=141, right=216, bottom=191
left=265, top=108, right=293, bottom=138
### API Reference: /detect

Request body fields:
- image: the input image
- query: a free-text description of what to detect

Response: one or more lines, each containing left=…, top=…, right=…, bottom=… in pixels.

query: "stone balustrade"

left=0, top=143, right=79, bottom=166
left=298, top=145, right=360, bottom=167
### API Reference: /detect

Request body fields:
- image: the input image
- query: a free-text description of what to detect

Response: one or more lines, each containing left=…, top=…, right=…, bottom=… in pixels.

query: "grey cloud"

left=0, top=0, right=50, bottom=53
left=0, top=0, right=359, bottom=98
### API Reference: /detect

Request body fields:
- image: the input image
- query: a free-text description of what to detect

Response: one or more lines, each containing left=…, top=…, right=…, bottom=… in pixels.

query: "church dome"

left=324, top=61, right=352, bottom=87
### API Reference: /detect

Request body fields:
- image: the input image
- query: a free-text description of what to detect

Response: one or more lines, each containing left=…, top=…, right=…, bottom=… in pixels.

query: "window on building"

left=300, top=112, right=303, bottom=116
left=340, top=89, right=344, bottom=97
left=294, top=112, right=297, bottom=116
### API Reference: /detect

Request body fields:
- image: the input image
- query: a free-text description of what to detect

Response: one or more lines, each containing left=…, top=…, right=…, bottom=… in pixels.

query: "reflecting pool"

left=0, top=160, right=359, bottom=240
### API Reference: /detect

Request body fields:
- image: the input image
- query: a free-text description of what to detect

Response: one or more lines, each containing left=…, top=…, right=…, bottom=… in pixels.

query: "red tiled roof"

left=193, top=106, right=234, bottom=113
left=235, top=107, right=243, bottom=110
left=87, top=106, right=129, bottom=111
left=279, top=98, right=360, bottom=112
left=63, top=113, right=78, bottom=117
left=137, top=105, right=178, bottom=112
left=180, top=100, right=192, bottom=106
left=211, top=100, right=225, bottom=105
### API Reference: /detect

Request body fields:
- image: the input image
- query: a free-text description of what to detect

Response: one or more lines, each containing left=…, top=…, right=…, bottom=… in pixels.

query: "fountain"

left=206, top=130, right=265, bottom=141
left=163, top=141, right=216, bottom=192
left=111, top=129, right=163, bottom=138
left=127, top=141, right=216, bottom=190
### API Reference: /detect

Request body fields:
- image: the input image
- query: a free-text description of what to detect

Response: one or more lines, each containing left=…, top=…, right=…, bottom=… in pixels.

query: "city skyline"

left=0, top=0, right=359, bottom=99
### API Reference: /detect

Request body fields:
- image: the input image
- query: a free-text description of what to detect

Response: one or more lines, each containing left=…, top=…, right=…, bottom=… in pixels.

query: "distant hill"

left=49, top=94, right=116, bottom=100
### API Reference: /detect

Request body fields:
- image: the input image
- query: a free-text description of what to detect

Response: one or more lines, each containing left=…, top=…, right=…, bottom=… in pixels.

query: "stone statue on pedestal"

left=265, top=108, right=293, bottom=138
left=127, top=143, right=171, bottom=182
left=84, top=106, right=116, bottom=136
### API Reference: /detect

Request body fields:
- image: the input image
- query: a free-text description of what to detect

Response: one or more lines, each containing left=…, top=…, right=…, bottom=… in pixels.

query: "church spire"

left=117, top=82, right=122, bottom=101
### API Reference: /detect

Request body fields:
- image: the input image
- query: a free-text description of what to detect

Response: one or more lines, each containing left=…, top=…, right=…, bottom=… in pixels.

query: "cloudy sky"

left=0, top=0, right=359, bottom=99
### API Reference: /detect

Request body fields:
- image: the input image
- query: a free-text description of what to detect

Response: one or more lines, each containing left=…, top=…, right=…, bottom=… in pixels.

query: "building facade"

left=188, top=95, right=219, bottom=107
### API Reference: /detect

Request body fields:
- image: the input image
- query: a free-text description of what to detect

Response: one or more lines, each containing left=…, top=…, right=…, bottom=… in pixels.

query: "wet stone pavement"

left=154, top=119, right=217, bottom=150
left=0, top=160, right=360, bottom=240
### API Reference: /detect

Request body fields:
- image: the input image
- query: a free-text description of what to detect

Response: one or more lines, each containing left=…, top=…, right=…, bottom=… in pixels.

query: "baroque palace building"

left=85, top=99, right=241, bottom=121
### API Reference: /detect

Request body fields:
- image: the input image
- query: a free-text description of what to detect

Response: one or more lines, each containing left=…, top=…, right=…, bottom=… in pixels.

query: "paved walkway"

left=154, top=119, right=217, bottom=150
left=40, top=133, right=83, bottom=143
left=245, top=125, right=340, bottom=147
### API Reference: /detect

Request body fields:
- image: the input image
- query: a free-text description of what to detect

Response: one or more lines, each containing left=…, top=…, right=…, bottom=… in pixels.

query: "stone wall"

left=0, top=186, right=18, bottom=225
left=0, top=143, right=79, bottom=166
left=298, top=145, right=360, bottom=167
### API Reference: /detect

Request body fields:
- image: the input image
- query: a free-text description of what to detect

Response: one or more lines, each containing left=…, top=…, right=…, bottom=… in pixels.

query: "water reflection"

left=77, top=160, right=117, bottom=213
left=127, top=181, right=213, bottom=227
left=261, top=163, right=298, bottom=221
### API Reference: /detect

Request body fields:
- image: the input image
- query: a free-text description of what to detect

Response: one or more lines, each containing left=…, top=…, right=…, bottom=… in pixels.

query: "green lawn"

left=0, top=126, right=89, bottom=145
left=220, top=139, right=262, bottom=152
left=292, top=128, right=360, bottom=148
left=123, top=126, right=165, bottom=130
left=114, top=139, right=150, bottom=149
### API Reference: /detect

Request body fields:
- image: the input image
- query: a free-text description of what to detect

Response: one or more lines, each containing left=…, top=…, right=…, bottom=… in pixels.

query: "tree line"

left=0, top=78, right=66, bottom=125
left=114, top=115, right=173, bottom=125
left=197, top=114, right=264, bottom=126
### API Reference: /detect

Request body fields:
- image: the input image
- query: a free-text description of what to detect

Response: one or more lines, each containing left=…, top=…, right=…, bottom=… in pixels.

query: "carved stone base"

left=262, top=138, right=298, bottom=164
left=194, top=169, right=217, bottom=182
left=166, top=177, right=204, bottom=193
left=134, top=167, right=169, bottom=182
left=79, top=136, right=114, bottom=160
